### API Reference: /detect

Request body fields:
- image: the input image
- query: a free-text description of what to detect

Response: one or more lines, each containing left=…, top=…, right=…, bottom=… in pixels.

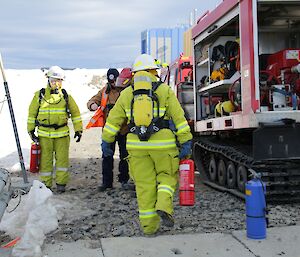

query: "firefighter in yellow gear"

left=27, top=66, right=83, bottom=193
left=101, top=54, right=193, bottom=235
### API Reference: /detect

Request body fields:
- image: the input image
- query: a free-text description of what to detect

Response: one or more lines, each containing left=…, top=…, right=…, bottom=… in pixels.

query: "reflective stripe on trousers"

left=127, top=148, right=179, bottom=234
left=39, top=136, right=70, bottom=187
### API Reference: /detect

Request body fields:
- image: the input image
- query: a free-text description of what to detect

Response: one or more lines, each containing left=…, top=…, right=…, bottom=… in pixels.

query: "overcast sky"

left=0, top=0, right=220, bottom=69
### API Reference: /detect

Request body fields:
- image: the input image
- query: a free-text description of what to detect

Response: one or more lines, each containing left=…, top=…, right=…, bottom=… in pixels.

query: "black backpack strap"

left=34, top=88, right=46, bottom=123
left=128, top=80, right=166, bottom=141
left=133, top=89, right=153, bottom=96
left=152, top=81, right=162, bottom=91
left=35, top=121, right=68, bottom=130
left=39, top=88, right=46, bottom=104
left=62, top=89, right=71, bottom=117
left=128, top=118, right=170, bottom=141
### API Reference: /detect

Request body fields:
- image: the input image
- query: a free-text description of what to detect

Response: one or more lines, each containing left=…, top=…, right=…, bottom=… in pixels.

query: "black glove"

left=29, top=130, right=39, bottom=142
left=74, top=131, right=82, bottom=142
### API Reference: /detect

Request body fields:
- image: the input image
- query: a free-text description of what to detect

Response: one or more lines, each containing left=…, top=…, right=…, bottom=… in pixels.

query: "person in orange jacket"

left=87, top=68, right=133, bottom=191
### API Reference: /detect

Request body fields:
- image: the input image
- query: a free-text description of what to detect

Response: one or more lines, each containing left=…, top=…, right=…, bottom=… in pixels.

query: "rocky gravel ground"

left=1, top=124, right=300, bottom=246
left=44, top=173, right=300, bottom=243
left=46, top=126, right=300, bottom=243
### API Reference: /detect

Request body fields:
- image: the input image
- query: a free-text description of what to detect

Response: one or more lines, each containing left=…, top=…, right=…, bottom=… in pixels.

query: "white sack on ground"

left=0, top=180, right=58, bottom=257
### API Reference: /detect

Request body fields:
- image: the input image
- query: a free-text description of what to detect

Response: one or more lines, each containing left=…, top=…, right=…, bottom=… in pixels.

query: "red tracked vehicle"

left=191, top=0, right=300, bottom=202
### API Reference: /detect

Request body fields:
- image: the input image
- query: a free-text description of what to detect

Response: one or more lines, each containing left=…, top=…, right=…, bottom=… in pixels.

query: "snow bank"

left=0, top=180, right=57, bottom=257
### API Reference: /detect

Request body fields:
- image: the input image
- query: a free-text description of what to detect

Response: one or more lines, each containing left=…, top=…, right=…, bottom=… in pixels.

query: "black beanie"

left=107, top=68, right=119, bottom=82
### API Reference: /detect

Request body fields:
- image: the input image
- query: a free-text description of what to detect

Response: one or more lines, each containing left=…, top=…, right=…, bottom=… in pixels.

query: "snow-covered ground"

left=0, top=68, right=106, bottom=171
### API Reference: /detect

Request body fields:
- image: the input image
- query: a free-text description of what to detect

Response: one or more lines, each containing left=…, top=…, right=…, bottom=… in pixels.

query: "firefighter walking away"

left=101, top=54, right=193, bottom=235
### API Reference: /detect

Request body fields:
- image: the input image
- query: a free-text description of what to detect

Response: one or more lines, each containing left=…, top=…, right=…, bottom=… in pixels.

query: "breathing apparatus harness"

left=128, top=81, right=170, bottom=141
left=35, top=87, right=70, bottom=130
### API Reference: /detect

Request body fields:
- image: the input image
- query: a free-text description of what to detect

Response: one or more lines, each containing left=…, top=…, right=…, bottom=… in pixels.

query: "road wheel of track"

left=208, top=156, right=217, bottom=182
left=217, top=159, right=226, bottom=186
left=237, top=165, right=247, bottom=193
left=226, top=161, right=237, bottom=189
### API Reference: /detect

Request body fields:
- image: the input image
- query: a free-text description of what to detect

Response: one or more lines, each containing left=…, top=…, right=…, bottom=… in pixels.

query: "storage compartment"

left=194, top=11, right=240, bottom=121
left=194, top=1, right=300, bottom=124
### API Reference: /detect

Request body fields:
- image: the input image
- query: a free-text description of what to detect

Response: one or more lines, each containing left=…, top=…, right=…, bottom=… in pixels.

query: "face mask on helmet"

left=49, top=77, right=63, bottom=90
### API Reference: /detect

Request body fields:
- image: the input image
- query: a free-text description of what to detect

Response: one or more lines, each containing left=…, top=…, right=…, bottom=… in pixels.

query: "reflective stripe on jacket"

left=102, top=73, right=192, bottom=149
left=27, top=86, right=83, bottom=138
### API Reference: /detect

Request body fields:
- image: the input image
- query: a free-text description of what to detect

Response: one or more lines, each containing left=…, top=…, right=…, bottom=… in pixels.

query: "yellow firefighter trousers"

left=128, top=148, right=179, bottom=235
left=39, top=136, right=70, bottom=188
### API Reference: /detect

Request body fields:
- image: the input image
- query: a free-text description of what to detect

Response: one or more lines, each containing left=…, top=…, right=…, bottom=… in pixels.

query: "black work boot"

left=157, top=210, right=174, bottom=227
left=121, top=181, right=135, bottom=191
left=56, top=184, right=66, bottom=194
left=98, top=185, right=113, bottom=192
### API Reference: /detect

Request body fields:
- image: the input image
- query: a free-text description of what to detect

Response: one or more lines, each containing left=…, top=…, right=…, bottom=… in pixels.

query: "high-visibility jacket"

left=102, top=73, right=192, bottom=150
left=27, top=86, right=83, bottom=138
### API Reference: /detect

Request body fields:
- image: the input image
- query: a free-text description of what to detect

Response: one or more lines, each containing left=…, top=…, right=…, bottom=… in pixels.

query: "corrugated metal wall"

left=141, top=25, right=190, bottom=64
left=183, top=28, right=193, bottom=57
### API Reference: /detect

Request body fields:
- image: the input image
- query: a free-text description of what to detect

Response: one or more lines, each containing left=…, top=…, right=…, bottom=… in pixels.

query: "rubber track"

left=194, top=137, right=300, bottom=203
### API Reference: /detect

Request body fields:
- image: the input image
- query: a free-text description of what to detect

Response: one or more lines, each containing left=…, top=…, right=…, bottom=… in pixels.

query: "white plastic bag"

left=0, top=180, right=58, bottom=257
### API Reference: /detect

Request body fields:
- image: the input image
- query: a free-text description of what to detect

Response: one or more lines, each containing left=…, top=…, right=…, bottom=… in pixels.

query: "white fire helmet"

left=46, top=66, right=65, bottom=80
left=132, top=54, right=159, bottom=72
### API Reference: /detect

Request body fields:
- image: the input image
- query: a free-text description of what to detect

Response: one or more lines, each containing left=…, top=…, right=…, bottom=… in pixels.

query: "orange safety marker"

left=1, top=237, right=21, bottom=248
left=86, top=87, right=108, bottom=129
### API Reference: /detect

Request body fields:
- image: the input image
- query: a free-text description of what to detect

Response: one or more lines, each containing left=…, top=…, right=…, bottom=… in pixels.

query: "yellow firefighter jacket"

left=102, top=73, right=192, bottom=150
left=27, top=86, right=83, bottom=138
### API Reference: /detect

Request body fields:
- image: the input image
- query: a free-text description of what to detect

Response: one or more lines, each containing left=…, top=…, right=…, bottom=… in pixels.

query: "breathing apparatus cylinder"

left=133, top=71, right=154, bottom=127
left=29, top=141, right=41, bottom=173
left=245, top=173, right=267, bottom=239
left=179, top=159, right=195, bottom=206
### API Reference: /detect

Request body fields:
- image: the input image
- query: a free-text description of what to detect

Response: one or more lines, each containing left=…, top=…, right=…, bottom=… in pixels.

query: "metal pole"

left=0, top=53, right=28, bottom=184
left=193, top=9, right=198, bottom=25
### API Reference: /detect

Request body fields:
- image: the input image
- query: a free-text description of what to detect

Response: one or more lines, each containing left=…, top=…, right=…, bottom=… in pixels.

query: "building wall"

left=141, top=25, right=190, bottom=64
left=183, top=28, right=193, bottom=57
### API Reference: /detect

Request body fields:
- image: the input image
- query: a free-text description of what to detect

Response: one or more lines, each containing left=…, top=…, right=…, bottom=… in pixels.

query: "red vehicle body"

left=162, top=55, right=194, bottom=127
left=191, top=0, right=300, bottom=202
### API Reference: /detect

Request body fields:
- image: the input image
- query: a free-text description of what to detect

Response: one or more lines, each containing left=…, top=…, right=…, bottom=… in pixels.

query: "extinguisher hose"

left=36, top=148, right=39, bottom=170
left=35, top=142, right=40, bottom=171
left=258, top=178, right=269, bottom=227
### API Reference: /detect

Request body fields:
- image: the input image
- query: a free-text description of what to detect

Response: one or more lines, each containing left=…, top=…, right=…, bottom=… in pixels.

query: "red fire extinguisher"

left=29, top=141, right=41, bottom=173
left=179, top=159, right=195, bottom=206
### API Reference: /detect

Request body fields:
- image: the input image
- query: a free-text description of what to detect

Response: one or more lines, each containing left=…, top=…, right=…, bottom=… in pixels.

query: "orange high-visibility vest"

left=86, top=88, right=108, bottom=129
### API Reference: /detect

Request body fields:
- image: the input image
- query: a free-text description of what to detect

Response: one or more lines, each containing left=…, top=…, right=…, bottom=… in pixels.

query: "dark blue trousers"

left=102, top=133, right=129, bottom=187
